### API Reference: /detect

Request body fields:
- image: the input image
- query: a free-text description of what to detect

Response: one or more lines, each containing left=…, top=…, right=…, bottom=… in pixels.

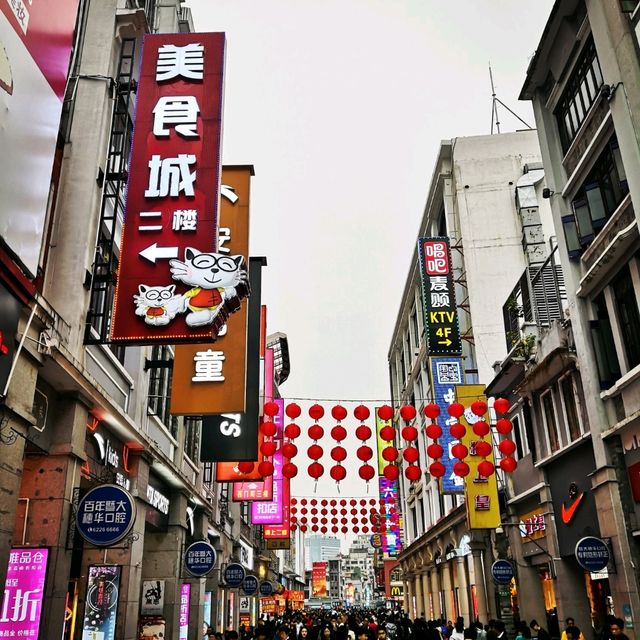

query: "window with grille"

left=147, top=346, right=176, bottom=436
left=541, top=391, right=560, bottom=454
left=184, top=416, right=201, bottom=461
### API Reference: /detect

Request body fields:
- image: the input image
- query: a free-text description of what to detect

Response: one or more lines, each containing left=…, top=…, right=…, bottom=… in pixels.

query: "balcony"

left=502, top=245, right=567, bottom=355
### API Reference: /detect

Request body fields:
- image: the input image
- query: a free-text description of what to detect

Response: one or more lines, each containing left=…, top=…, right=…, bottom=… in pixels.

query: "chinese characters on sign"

left=179, top=583, right=190, bottom=640
left=418, top=237, right=462, bottom=355
left=82, top=566, right=121, bottom=640
left=378, top=476, right=403, bottom=555
left=311, top=562, right=328, bottom=598
left=111, top=33, right=249, bottom=344
left=76, top=484, right=136, bottom=546
left=223, top=563, right=246, bottom=588
left=184, top=541, right=217, bottom=577
left=519, top=510, right=546, bottom=540
left=0, top=548, right=48, bottom=637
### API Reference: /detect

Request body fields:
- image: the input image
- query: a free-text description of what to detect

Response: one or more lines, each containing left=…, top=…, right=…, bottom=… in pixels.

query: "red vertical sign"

left=111, top=33, right=247, bottom=344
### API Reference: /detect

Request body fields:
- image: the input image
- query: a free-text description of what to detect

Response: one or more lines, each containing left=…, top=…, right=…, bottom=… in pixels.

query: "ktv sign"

left=111, top=33, right=249, bottom=344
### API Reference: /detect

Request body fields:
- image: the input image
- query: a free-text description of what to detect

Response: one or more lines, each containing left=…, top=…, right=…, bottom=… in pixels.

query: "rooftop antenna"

left=489, top=62, right=533, bottom=134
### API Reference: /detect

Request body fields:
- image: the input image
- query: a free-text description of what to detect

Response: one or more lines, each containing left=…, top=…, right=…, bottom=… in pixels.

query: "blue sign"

left=184, top=541, right=217, bottom=577
left=259, top=580, right=274, bottom=596
left=575, top=537, right=610, bottom=572
left=430, top=357, right=465, bottom=493
left=242, top=575, right=259, bottom=596
left=491, top=560, right=514, bottom=585
left=224, top=563, right=246, bottom=587
left=76, top=484, right=135, bottom=546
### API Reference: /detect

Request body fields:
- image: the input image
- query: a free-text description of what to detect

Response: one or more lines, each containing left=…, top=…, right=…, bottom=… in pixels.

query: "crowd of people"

left=204, top=610, right=630, bottom=640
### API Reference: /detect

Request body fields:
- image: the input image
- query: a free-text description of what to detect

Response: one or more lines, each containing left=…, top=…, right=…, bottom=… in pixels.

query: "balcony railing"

left=502, top=245, right=567, bottom=353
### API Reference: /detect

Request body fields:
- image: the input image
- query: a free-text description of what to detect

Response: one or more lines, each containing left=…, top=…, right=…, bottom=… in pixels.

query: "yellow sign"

left=456, top=385, right=500, bottom=529
left=518, top=507, right=546, bottom=541
left=375, top=409, right=392, bottom=475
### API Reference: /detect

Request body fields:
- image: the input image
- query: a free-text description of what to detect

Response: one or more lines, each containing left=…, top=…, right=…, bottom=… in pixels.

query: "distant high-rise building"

left=304, top=535, right=341, bottom=569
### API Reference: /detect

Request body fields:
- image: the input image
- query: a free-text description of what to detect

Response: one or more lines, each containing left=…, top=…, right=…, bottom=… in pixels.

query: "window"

left=555, top=38, right=604, bottom=152
left=203, top=462, right=214, bottom=488
left=612, top=265, right=640, bottom=369
left=147, top=346, right=176, bottom=436
left=541, top=391, right=560, bottom=454
left=591, top=293, right=622, bottom=388
left=184, top=416, right=202, bottom=461
left=410, top=307, right=420, bottom=351
left=411, top=505, right=418, bottom=538
left=560, top=376, right=582, bottom=441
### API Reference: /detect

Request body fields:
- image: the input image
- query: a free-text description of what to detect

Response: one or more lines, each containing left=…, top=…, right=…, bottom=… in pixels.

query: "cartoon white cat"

left=133, top=284, right=185, bottom=326
left=169, top=247, right=248, bottom=327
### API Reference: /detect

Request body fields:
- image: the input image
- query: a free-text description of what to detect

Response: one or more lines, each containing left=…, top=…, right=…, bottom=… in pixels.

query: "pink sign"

left=179, top=583, right=191, bottom=640
left=0, top=547, right=48, bottom=635
left=251, top=399, right=285, bottom=525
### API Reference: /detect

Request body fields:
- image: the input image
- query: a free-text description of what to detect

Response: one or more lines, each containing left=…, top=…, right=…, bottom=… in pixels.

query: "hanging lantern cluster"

left=378, top=404, right=399, bottom=481
left=399, top=405, right=420, bottom=482
left=447, top=401, right=470, bottom=478
left=330, top=404, right=348, bottom=484
left=290, top=497, right=381, bottom=534
left=257, top=400, right=280, bottom=477
left=354, top=404, right=375, bottom=482
left=494, top=397, right=518, bottom=473
left=282, top=402, right=302, bottom=479
left=307, top=403, right=325, bottom=482
left=467, top=399, right=495, bottom=478
left=424, top=403, right=445, bottom=478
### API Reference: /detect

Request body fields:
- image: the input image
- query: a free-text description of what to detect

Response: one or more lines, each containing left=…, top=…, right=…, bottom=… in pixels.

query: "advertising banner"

left=263, top=473, right=290, bottom=539
left=418, top=237, right=462, bottom=355
left=429, top=357, right=465, bottom=494
left=141, top=580, right=165, bottom=616
left=171, top=165, right=252, bottom=413
left=184, top=541, right=217, bottom=577
left=311, top=562, right=327, bottom=598
left=82, top=566, right=121, bottom=640
left=378, top=476, right=402, bottom=555
left=232, top=475, right=273, bottom=501
left=375, top=408, right=391, bottom=475
left=179, top=583, right=190, bottom=640
left=455, top=385, right=500, bottom=529
left=111, top=33, right=249, bottom=344
left=0, top=0, right=80, bottom=277
left=204, top=258, right=265, bottom=464
left=0, top=547, right=48, bottom=636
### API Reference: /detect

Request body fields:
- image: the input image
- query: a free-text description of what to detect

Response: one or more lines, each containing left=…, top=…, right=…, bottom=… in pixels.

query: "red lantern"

left=300, top=498, right=307, bottom=505
left=500, top=456, right=518, bottom=472
left=311, top=499, right=317, bottom=506
left=453, top=461, right=470, bottom=477
left=308, top=462, right=324, bottom=479
left=405, top=465, right=421, bottom=482
left=477, top=460, right=495, bottom=477
left=369, top=498, right=376, bottom=505
left=383, top=465, right=400, bottom=481
left=308, top=424, right=324, bottom=441
left=451, top=443, right=468, bottom=459
left=282, top=442, right=298, bottom=459
left=308, top=444, right=323, bottom=460
left=427, top=443, right=444, bottom=459
left=362, top=526, right=369, bottom=534
left=291, top=524, right=297, bottom=531
left=425, top=424, right=443, bottom=440
left=309, top=404, right=324, bottom=420
left=354, top=405, right=370, bottom=421
left=260, top=441, right=277, bottom=457
left=424, top=403, right=440, bottom=419
left=300, top=524, right=307, bottom=532
left=261, top=421, right=277, bottom=437
left=447, top=402, right=465, bottom=418
left=330, top=465, right=346, bottom=481
left=290, top=498, right=297, bottom=505
left=355, top=425, right=372, bottom=441
left=331, top=446, right=347, bottom=462
left=311, top=524, right=319, bottom=532
left=449, top=423, right=466, bottom=439
left=470, top=400, right=487, bottom=416
left=238, top=461, right=255, bottom=474
left=400, top=405, right=417, bottom=421
left=498, top=439, right=516, bottom=456
left=263, top=401, right=280, bottom=417
left=332, top=526, right=339, bottom=534
left=340, top=499, right=347, bottom=506
left=493, top=397, right=510, bottom=414
left=284, top=423, right=301, bottom=439
left=379, top=425, right=395, bottom=442
left=429, top=461, right=446, bottom=477
left=321, top=499, right=328, bottom=506
left=403, top=447, right=419, bottom=463
left=331, top=425, right=347, bottom=441
left=359, top=464, right=375, bottom=481
left=311, top=516, right=318, bottom=524
left=331, top=405, right=348, bottom=421
left=382, top=446, right=399, bottom=462
left=353, top=526, right=359, bottom=534
left=258, top=460, right=274, bottom=477
left=401, top=426, right=418, bottom=441
left=496, top=418, right=513, bottom=435
left=341, top=525, right=348, bottom=534
left=378, top=405, right=394, bottom=421
left=285, top=403, right=301, bottom=419
left=474, top=441, right=492, bottom=458
left=357, top=445, right=373, bottom=461
left=472, top=421, right=490, bottom=437
left=331, top=499, right=338, bottom=506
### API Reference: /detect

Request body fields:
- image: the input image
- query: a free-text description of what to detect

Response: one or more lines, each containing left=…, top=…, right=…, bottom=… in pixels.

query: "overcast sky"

left=186, top=0, right=554, bottom=404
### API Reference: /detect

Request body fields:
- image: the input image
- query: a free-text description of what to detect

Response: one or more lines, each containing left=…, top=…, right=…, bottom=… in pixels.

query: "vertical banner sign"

left=375, top=409, right=391, bottom=475
left=418, top=237, right=462, bottom=355
left=82, top=566, right=121, bottom=640
left=0, top=1, right=80, bottom=277
left=111, top=33, right=249, bottom=344
left=311, top=562, right=328, bottom=598
left=171, top=165, right=253, bottom=414
left=430, top=357, right=465, bottom=494
left=0, top=548, right=48, bottom=636
left=378, top=477, right=402, bottom=555
left=179, top=583, right=191, bottom=640
left=455, top=385, right=500, bottom=529
left=208, top=257, right=266, bottom=467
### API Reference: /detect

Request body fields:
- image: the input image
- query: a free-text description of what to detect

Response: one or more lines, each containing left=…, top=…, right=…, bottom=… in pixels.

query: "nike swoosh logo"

left=561, top=492, right=584, bottom=524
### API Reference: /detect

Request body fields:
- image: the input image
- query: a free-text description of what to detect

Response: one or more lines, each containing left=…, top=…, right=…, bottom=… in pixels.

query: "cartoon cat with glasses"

left=169, top=247, right=249, bottom=327
left=134, top=284, right=186, bottom=326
